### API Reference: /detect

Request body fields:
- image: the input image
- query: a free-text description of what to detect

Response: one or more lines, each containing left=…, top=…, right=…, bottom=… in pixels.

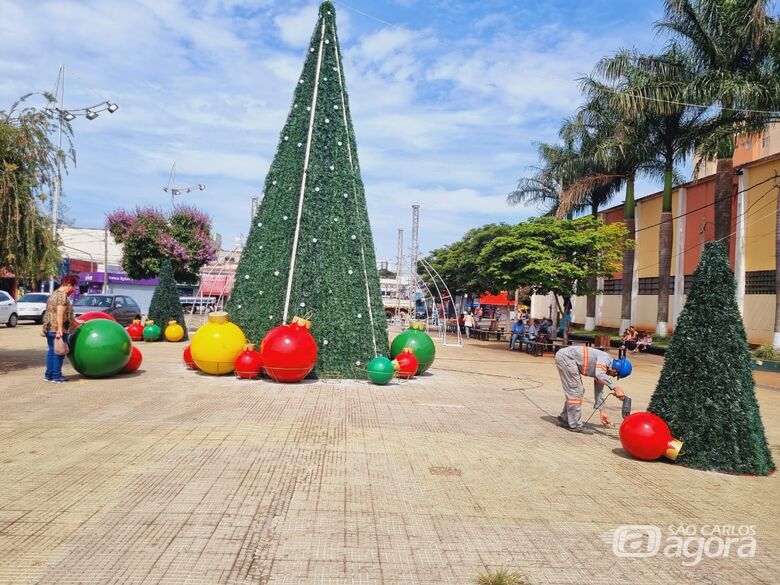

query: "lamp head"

left=85, top=109, right=99, bottom=120
left=106, top=102, right=119, bottom=113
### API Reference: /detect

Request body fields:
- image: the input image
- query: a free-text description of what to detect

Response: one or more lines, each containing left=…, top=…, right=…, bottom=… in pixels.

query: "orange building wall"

left=682, top=178, right=737, bottom=275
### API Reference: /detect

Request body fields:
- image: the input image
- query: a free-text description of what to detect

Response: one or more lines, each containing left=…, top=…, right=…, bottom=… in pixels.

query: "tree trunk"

left=774, top=195, right=780, bottom=350
left=585, top=201, right=599, bottom=331
left=714, top=158, right=734, bottom=248
left=656, top=167, right=673, bottom=336
left=620, top=177, right=636, bottom=335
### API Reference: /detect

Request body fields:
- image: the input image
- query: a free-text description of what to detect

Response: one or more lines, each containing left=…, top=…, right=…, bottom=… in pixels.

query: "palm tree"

left=557, top=84, right=666, bottom=334
left=507, top=142, right=592, bottom=217
left=596, top=48, right=707, bottom=335
left=662, top=0, right=778, bottom=243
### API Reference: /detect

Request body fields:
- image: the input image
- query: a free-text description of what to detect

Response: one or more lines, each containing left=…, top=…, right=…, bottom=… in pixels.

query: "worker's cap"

left=611, top=358, right=633, bottom=379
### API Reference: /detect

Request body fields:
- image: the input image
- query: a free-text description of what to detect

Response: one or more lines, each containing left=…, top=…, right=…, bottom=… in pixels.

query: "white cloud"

left=0, top=0, right=658, bottom=260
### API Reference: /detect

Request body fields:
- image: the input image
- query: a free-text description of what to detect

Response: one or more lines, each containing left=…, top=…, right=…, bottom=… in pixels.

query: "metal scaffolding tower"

left=410, top=204, right=420, bottom=314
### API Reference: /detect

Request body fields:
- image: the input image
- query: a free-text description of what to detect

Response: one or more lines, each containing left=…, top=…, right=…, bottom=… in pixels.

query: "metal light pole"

left=47, top=64, right=119, bottom=291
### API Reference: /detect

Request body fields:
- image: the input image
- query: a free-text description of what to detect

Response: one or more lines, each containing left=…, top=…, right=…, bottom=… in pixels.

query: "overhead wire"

left=632, top=172, right=779, bottom=234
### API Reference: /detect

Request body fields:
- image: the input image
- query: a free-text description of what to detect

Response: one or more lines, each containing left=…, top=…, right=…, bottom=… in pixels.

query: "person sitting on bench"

left=508, top=319, right=525, bottom=350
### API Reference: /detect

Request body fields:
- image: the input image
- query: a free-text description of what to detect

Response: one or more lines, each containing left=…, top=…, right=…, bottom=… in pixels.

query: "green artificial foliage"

left=147, top=259, right=188, bottom=341
left=648, top=242, right=775, bottom=475
left=226, top=1, right=387, bottom=378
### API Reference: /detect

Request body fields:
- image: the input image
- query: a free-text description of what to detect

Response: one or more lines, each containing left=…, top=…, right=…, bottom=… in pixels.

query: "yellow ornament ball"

left=190, top=311, right=246, bottom=375
left=164, top=320, right=185, bottom=342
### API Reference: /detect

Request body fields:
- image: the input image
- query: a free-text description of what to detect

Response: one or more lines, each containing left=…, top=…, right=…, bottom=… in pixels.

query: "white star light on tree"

left=274, top=270, right=280, bottom=276
left=283, top=215, right=288, bottom=220
left=245, top=274, right=250, bottom=280
left=272, top=180, right=277, bottom=185
left=237, top=304, right=242, bottom=309
left=357, top=313, right=362, bottom=319
left=300, top=302, right=305, bottom=307
left=351, top=235, right=356, bottom=240
left=329, top=165, right=334, bottom=170
left=348, top=269, right=353, bottom=275
left=323, top=340, right=329, bottom=345
left=312, top=238, right=318, bottom=243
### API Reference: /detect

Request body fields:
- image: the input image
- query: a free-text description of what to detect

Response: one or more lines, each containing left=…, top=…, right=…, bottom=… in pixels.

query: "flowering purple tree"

left=107, top=205, right=217, bottom=283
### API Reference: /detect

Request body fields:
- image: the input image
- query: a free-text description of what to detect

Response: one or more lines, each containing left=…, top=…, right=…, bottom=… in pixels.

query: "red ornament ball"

left=125, top=320, right=144, bottom=341
left=393, top=349, right=418, bottom=379
left=261, top=316, right=318, bottom=383
left=75, top=311, right=116, bottom=330
left=235, top=344, right=263, bottom=379
left=122, top=344, right=143, bottom=373
left=619, top=412, right=683, bottom=461
left=183, top=344, right=198, bottom=370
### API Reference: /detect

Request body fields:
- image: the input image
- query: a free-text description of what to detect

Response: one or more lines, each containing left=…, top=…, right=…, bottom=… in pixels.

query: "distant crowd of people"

left=621, top=326, right=653, bottom=353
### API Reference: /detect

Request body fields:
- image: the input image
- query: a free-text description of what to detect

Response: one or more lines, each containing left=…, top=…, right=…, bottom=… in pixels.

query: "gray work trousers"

left=555, top=350, right=584, bottom=429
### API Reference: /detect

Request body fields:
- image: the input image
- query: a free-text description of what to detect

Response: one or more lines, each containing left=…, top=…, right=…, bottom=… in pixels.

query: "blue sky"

left=0, top=0, right=667, bottom=262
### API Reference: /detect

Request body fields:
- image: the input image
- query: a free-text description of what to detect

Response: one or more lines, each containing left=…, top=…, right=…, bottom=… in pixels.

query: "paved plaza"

left=0, top=324, right=778, bottom=584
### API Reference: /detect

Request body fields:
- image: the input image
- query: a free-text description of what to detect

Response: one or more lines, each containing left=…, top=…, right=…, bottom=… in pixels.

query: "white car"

left=0, top=290, right=18, bottom=327
left=17, top=292, right=50, bottom=324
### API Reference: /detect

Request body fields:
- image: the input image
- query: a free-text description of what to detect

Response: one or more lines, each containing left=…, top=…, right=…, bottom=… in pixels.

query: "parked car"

left=0, top=290, right=18, bottom=327
left=72, top=294, right=142, bottom=326
left=17, top=293, right=50, bottom=324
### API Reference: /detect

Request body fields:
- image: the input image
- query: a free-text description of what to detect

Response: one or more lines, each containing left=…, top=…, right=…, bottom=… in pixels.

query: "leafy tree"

left=649, top=242, right=775, bottom=475
left=148, top=259, right=188, bottom=341
left=378, top=268, right=396, bottom=279
left=480, top=216, right=630, bottom=343
left=423, top=223, right=515, bottom=300
left=107, top=205, right=216, bottom=283
left=0, top=93, right=74, bottom=278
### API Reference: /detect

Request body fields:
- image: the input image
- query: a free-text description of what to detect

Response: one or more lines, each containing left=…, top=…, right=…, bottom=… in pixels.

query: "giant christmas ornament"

left=122, top=344, right=143, bottom=374
left=74, top=311, right=116, bottom=330
left=235, top=343, right=263, bottom=379
left=367, top=356, right=397, bottom=385
left=126, top=319, right=143, bottom=341
left=183, top=344, right=197, bottom=370
left=143, top=320, right=162, bottom=342
left=68, top=319, right=132, bottom=378
left=164, top=320, right=185, bottom=342
left=261, top=316, right=317, bottom=383
left=393, top=348, right=418, bottom=379
left=619, top=412, right=683, bottom=461
left=190, top=311, right=246, bottom=375
left=390, top=322, right=435, bottom=374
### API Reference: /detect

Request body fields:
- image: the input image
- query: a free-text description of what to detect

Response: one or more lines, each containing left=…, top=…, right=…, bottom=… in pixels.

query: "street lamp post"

left=47, top=64, right=118, bottom=292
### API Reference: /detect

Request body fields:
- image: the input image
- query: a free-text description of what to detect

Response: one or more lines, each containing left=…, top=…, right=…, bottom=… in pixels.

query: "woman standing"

left=42, top=275, right=80, bottom=383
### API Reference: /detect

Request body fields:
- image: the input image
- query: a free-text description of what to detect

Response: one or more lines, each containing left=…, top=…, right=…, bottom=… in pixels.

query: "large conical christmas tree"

left=148, top=259, right=188, bottom=340
left=648, top=242, right=775, bottom=475
left=227, top=1, right=388, bottom=378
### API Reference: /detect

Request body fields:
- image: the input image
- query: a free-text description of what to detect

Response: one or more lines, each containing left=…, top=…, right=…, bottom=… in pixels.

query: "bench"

left=473, top=328, right=505, bottom=342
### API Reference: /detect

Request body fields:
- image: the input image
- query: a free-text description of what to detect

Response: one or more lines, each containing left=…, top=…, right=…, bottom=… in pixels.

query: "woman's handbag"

left=54, top=335, right=69, bottom=356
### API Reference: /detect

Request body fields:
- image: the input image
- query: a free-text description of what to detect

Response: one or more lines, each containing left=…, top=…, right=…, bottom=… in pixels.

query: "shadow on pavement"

left=0, top=347, right=47, bottom=374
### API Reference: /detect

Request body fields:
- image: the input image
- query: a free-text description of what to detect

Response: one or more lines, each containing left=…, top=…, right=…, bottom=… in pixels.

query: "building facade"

left=531, top=151, right=779, bottom=345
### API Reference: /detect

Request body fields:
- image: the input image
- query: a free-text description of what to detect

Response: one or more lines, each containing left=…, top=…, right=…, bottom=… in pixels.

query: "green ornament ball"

left=390, top=325, right=435, bottom=374
left=367, top=356, right=396, bottom=385
left=143, top=321, right=162, bottom=342
left=68, top=319, right=132, bottom=378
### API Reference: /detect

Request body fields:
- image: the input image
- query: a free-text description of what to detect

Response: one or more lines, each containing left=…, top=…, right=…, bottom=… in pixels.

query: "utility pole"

left=410, top=204, right=420, bottom=315
left=395, top=228, right=404, bottom=323
left=103, top=227, right=109, bottom=293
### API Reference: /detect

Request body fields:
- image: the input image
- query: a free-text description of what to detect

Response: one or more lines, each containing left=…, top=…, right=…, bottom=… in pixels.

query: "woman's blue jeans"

left=45, top=332, right=69, bottom=381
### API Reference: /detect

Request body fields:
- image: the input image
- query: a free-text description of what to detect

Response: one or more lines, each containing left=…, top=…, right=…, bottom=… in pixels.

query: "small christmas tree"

left=648, top=242, right=775, bottom=475
left=148, top=259, right=188, bottom=341
left=227, top=1, right=387, bottom=377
